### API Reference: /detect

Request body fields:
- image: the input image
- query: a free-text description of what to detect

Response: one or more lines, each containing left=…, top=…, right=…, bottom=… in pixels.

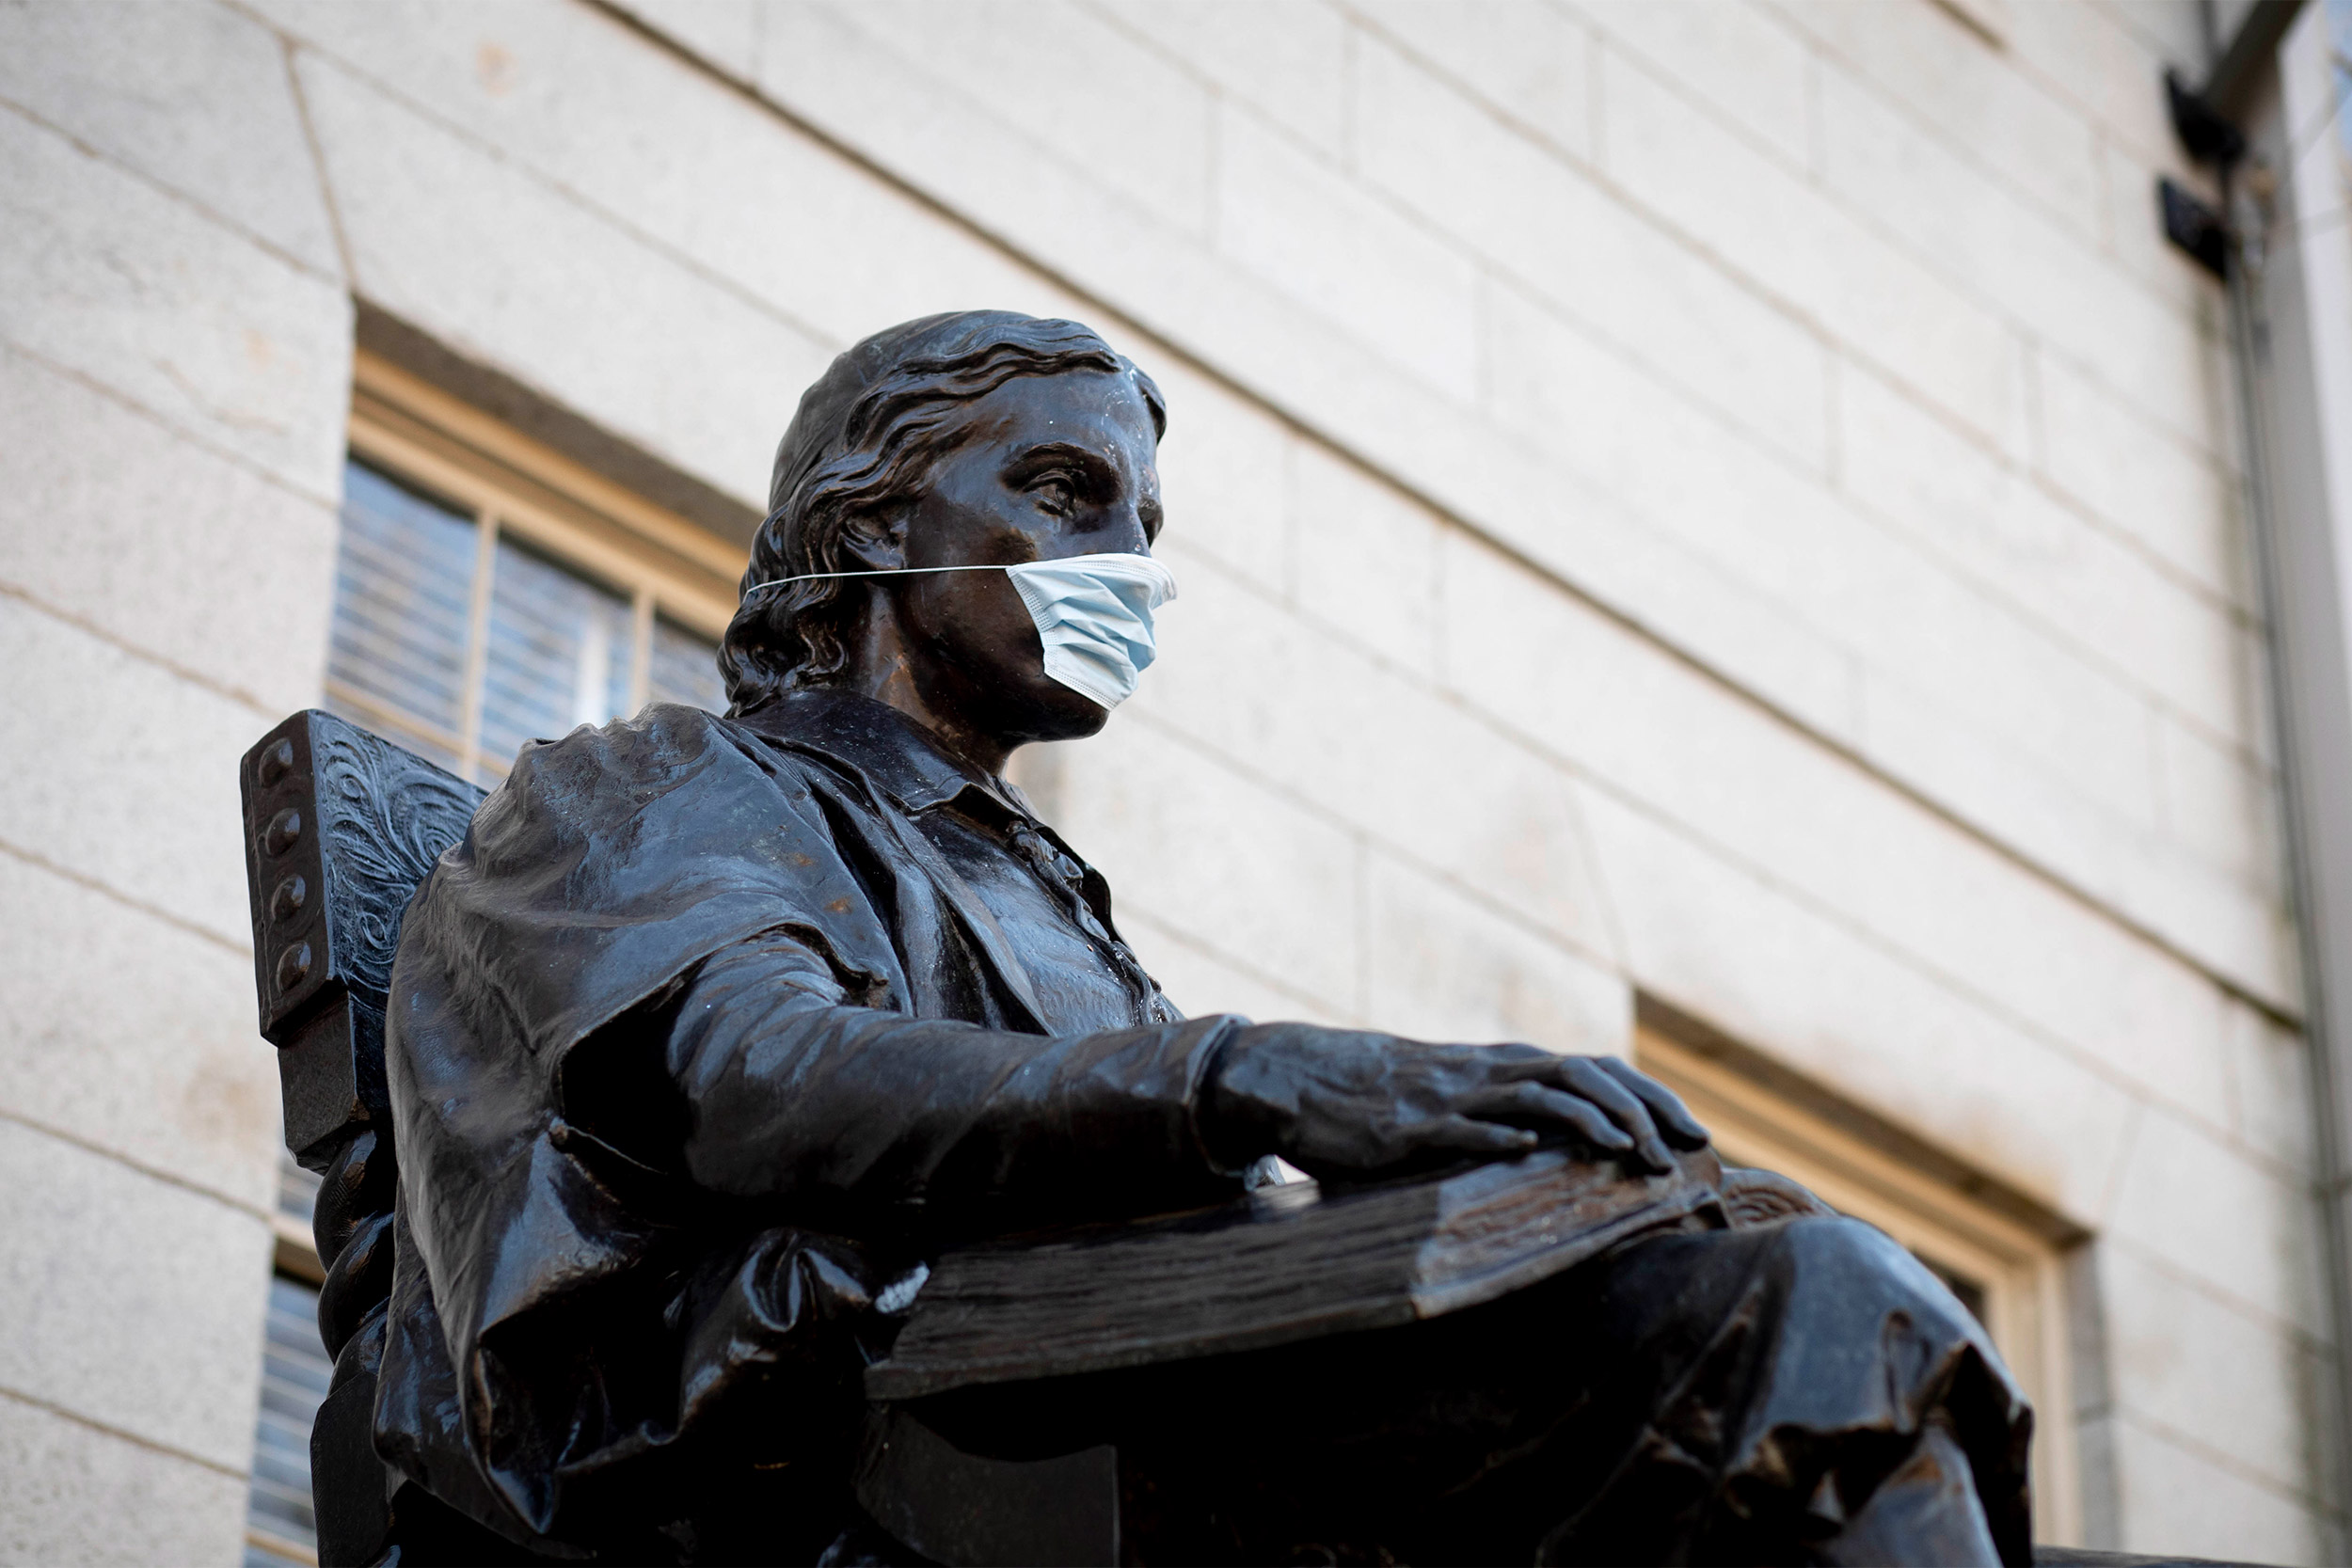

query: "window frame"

left=1632, top=1024, right=2085, bottom=1546
left=339, top=353, right=749, bottom=781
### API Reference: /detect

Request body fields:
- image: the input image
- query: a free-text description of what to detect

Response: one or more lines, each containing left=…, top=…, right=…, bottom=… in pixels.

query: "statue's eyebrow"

left=1004, top=439, right=1122, bottom=482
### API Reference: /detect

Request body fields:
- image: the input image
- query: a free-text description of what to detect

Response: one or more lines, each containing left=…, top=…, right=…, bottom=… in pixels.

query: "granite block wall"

left=0, top=1, right=2327, bottom=1558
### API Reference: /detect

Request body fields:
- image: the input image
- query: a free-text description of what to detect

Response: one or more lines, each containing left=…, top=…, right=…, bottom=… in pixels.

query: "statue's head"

left=720, top=310, right=1166, bottom=752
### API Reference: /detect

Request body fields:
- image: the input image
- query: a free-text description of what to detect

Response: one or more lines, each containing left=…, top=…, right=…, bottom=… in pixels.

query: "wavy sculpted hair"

left=718, top=310, right=1166, bottom=715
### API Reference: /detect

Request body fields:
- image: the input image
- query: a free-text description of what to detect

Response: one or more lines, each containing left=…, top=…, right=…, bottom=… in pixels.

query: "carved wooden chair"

left=239, top=709, right=1743, bottom=1566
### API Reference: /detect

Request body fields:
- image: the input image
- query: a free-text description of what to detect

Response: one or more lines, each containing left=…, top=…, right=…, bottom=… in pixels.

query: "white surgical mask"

left=744, top=551, right=1177, bottom=710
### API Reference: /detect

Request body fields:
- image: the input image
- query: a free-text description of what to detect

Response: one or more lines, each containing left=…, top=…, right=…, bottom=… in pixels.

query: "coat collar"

left=730, top=689, right=1057, bottom=1035
left=735, top=689, right=1031, bottom=820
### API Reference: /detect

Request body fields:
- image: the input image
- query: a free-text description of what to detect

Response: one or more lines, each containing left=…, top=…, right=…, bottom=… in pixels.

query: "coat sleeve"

left=564, top=929, right=1250, bottom=1233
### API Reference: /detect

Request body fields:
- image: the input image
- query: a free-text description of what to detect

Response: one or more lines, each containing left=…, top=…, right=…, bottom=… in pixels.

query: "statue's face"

left=879, top=368, right=1164, bottom=750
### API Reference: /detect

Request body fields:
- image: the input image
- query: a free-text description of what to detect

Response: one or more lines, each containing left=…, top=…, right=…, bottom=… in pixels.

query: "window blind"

left=324, top=457, right=729, bottom=786
left=243, top=1158, right=332, bottom=1568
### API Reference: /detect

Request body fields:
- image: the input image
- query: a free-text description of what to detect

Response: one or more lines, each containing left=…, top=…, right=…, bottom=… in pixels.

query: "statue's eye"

left=1031, top=474, right=1077, bottom=515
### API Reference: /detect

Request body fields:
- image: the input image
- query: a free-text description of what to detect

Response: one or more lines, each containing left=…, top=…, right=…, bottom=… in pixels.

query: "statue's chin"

left=1016, top=685, right=1116, bottom=745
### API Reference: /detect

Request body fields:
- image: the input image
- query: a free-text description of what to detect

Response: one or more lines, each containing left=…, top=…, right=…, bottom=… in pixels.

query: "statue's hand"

left=1203, top=1025, right=1709, bottom=1180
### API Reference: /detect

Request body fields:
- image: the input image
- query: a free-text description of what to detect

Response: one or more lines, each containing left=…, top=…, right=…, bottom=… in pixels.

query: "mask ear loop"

left=741, top=564, right=1009, bottom=598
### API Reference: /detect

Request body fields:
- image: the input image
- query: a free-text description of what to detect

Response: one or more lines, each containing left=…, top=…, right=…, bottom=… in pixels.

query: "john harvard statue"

left=366, top=311, right=2032, bottom=1564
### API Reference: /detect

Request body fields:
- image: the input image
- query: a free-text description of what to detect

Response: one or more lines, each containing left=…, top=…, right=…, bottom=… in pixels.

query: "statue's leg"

left=1814, top=1412, right=2005, bottom=1566
left=909, top=1288, right=1611, bottom=1564
left=1537, top=1213, right=2031, bottom=1568
left=906, top=1212, right=2028, bottom=1566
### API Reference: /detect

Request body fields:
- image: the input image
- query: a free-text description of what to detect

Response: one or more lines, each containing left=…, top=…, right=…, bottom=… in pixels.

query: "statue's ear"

left=835, top=503, right=910, bottom=572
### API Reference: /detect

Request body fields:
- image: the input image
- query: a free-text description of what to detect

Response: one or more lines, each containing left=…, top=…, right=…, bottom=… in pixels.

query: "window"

left=242, top=356, right=752, bottom=1562
left=326, top=354, right=746, bottom=784
left=1632, top=1022, right=2085, bottom=1544
left=244, top=1161, right=327, bottom=1568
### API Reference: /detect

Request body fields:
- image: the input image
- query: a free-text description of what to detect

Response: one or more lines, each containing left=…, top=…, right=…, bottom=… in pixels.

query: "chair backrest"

left=240, top=710, right=484, bottom=1347
left=242, top=712, right=519, bottom=1566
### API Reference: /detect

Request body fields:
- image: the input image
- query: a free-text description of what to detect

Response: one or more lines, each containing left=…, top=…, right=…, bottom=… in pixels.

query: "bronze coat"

left=375, top=692, right=1244, bottom=1550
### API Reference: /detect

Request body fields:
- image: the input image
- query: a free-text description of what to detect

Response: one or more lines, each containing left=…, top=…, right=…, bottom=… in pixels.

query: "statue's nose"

left=1104, top=500, right=1154, bottom=551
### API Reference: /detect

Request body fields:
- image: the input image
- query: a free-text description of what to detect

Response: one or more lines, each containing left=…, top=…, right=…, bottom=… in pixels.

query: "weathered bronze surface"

left=244, top=311, right=2038, bottom=1565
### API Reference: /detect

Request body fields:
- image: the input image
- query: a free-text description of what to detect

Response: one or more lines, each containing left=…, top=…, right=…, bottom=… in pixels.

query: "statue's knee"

left=1763, top=1213, right=1979, bottom=1328
left=1770, top=1212, right=1899, bottom=1264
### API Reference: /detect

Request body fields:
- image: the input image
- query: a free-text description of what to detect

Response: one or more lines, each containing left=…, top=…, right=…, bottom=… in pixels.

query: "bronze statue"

left=257, top=311, right=2032, bottom=1565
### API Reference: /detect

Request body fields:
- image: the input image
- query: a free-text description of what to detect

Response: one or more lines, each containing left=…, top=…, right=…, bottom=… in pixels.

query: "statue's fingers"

left=1555, top=1060, right=1673, bottom=1170
left=1594, top=1057, right=1711, bottom=1148
left=1421, top=1115, right=1540, bottom=1156
left=1483, top=1045, right=1566, bottom=1081
left=1467, top=1085, right=1653, bottom=1166
left=1551, top=1058, right=1655, bottom=1131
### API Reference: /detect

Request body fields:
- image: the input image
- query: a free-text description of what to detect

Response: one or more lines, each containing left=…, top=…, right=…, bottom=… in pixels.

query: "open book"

left=866, top=1147, right=1727, bottom=1402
